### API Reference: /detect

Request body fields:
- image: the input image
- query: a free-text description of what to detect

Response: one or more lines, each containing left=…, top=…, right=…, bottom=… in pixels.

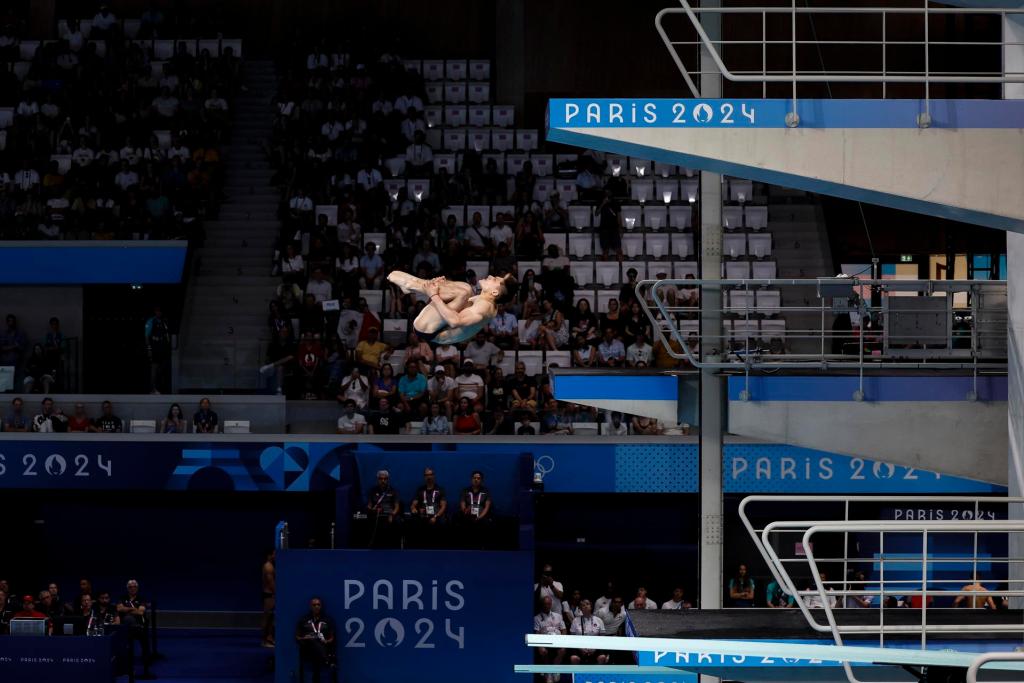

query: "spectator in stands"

left=535, top=564, right=565, bottom=614
left=67, top=403, right=90, bottom=432
left=22, top=344, right=55, bottom=394
left=13, top=595, right=50, bottom=633
left=32, top=397, right=66, bottom=432
left=844, top=570, right=872, bottom=608
left=597, top=327, right=625, bottom=367
left=193, top=398, right=219, bottom=433
left=516, top=413, right=537, bottom=435
left=766, top=578, right=796, bottom=608
left=38, top=589, right=61, bottom=620
left=420, top=401, right=451, bottom=435
left=628, top=587, right=658, bottom=610
left=0, top=591, right=11, bottom=634
left=662, top=587, right=692, bottom=610
left=452, top=397, right=482, bottom=435
left=160, top=403, right=187, bottom=434
left=0, top=314, right=27, bottom=375
left=489, top=303, right=518, bottom=349
left=341, top=367, right=370, bottom=410
left=144, top=306, right=172, bottom=394
left=4, top=397, right=28, bottom=432
left=533, top=595, right=566, bottom=679
left=486, top=367, right=508, bottom=410
left=367, top=470, right=401, bottom=547
left=596, top=191, right=622, bottom=260
left=486, top=406, right=515, bottom=435
left=425, top=365, right=455, bottom=417
left=631, top=415, right=662, bottom=435
left=354, top=326, right=389, bottom=376
left=571, top=299, right=600, bottom=343
left=569, top=599, right=608, bottom=664
left=94, top=591, right=120, bottom=626
left=372, top=363, right=398, bottom=404
left=435, top=341, right=460, bottom=367
left=515, top=213, right=545, bottom=259
left=94, top=400, right=123, bottom=433
left=359, top=242, right=385, bottom=289
left=336, top=399, right=367, bottom=435
left=368, top=397, right=405, bottom=435
left=507, top=362, right=537, bottom=413
left=397, top=360, right=428, bottom=417
left=596, top=596, right=626, bottom=635
left=464, top=332, right=501, bottom=368
left=306, top=268, right=333, bottom=303
left=728, top=564, right=756, bottom=607
left=573, top=335, right=598, bottom=368
left=600, top=298, right=621, bottom=332
left=626, top=333, right=653, bottom=367
left=455, top=360, right=485, bottom=405
left=296, top=596, right=335, bottom=682
left=404, top=332, right=434, bottom=367
left=539, top=301, right=569, bottom=351
left=280, top=243, right=305, bottom=283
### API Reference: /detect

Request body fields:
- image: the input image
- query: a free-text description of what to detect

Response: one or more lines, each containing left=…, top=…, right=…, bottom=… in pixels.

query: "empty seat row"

left=424, top=82, right=491, bottom=105
left=601, top=155, right=698, bottom=179
left=415, top=127, right=538, bottom=152
left=723, top=233, right=773, bottom=259
left=438, top=204, right=516, bottom=226
left=723, top=261, right=778, bottom=280
left=569, top=205, right=693, bottom=231
left=552, top=233, right=695, bottom=266
left=724, top=289, right=782, bottom=315
left=378, top=177, right=574, bottom=205
left=723, top=205, right=768, bottom=230
left=403, top=59, right=491, bottom=82
left=726, top=319, right=787, bottom=341
left=627, top=178, right=701, bottom=204
left=424, top=104, right=515, bottom=129
left=385, top=150, right=571, bottom=180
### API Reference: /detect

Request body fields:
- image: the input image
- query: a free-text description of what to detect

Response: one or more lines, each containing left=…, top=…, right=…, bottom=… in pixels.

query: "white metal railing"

left=740, top=495, right=1024, bottom=683
left=636, top=277, right=1007, bottom=379
left=967, top=652, right=1024, bottom=683
left=656, top=2, right=1024, bottom=124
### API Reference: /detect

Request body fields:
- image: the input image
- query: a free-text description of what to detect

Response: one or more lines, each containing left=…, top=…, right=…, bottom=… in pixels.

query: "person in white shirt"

left=72, top=144, right=95, bottom=167
left=628, top=587, right=658, bottom=610
left=463, top=334, right=500, bottom=368
left=489, top=213, right=515, bottom=249
left=356, top=165, right=382, bottom=191
left=534, top=565, right=565, bottom=616
left=419, top=402, right=451, bottom=435
left=394, top=94, right=424, bottom=113
left=426, top=366, right=456, bottom=416
left=336, top=399, right=367, bottom=434
left=488, top=303, right=518, bottom=348
left=568, top=599, right=608, bottom=665
left=596, top=596, right=626, bottom=635
left=662, top=587, right=692, bottom=610
left=434, top=343, right=459, bottom=366
left=533, top=595, right=566, bottom=682
left=805, top=571, right=837, bottom=609
left=359, top=243, right=384, bottom=288
left=281, top=244, right=305, bottom=282
left=113, top=162, right=139, bottom=191
left=306, top=268, right=333, bottom=303
left=603, top=411, right=630, bottom=436
left=288, top=189, right=314, bottom=216
left=336, top=209, right=361, bottom=246
left=340, top=369, right=369, bottom=409
left=845, top=571, right=873, bottom=608
left=16, top=99, right=39, bottom=118
left=455, top=360, right=485, bottom=403
left=91, top=5, right=119, bottom=34
left=405, top=130, right=433, bottom=175
left=151, top=87, right=180, bottom=119
left=13, top=163, right=40, bottom=192
left=626, top=333, right=653, bottom=367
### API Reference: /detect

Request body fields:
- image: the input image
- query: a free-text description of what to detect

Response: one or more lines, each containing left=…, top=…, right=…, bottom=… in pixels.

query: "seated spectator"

left=306, top=268, right=333, bottom=303
left=281, top=244, right=306, bottom=284
left=434, top=342, right=460, bottom=366
left=604, top=411, right=630, bottom=437
left=767, top=579, right=797, bottom=608
left=368, top=397, right=405, bottom=435
left=485, top=406, right=515, bottom=435
left=68, top=403, right=91, bottom=432
left=359, top=242, right=385, bottom=289
left=4, top=397, right=29, bottom=432
left=568, top=599, right=608, bottom=664
left=426, top=365, right=456, bottom=416
left=397, top=360, right=428, bottom=417
left=489, top=303, right=518, bottom=349
left=0, top=314, right=27, bottom=373
left=516, top=413, right=536, bottom=435
left=13, top=595, right=51, bottom=634
left=486, top=368, right=508, bottom=411
left=626, top=333, right=653, bottom=367
left=340, top=368, right=370, bottom=410
left=94, top=400, right=123, bottom=433
left=728, top=564, right=756, bottom=607
left=596, top=596, right=626, bottom=635
left=193, top=398, right=219, bottom=433
left=420, top=401, right=451, bottom=435
left=336, top=399, right=367, bottom=435
left=631, top=415, right=662, bottom=435
left=573, top=335, right=598, bottom=368
left=354, top=326, right=389, bottom=375
left=161, top=403, right=187, bottom=434
left=405, top=332, right=434, bottom=367
left=295, top=596, right=335, bottom=680
left=507, top=362, right=537, bottom=413
left=32, top=397, right=67, bottom=432
left=628, top=587, right=658, bottom=610
left=405, top=129, right=433, bottom=177
left=93, top=591, right=120, bottom=626
left=455, top=360, right=485, bottom=404
left=463, top=333, right=501, bottom=368
left=599, top=299, right=621, bottom=332
left=23, top=344, right=56, bottom=394
left=533, top=595, right=566, bottom=673
left=597, top=328, right=625, bottom=367
left=452, top=397, right=482, bottom=435
left=372, top=363, right=398, bottom=404
left=0, top=591, right=11, bottom=634
left=662, top=587, right=692, bottom=610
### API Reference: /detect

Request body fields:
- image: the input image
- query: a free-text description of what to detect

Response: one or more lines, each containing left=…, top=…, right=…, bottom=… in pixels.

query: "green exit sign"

left=899, top=254, right=913, bottom=262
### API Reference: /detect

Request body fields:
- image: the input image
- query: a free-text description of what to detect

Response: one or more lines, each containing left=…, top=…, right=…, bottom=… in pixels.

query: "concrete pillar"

left=1004, top=13, right=1024, bottom=607
left=698, top=0, right=724, bottom=633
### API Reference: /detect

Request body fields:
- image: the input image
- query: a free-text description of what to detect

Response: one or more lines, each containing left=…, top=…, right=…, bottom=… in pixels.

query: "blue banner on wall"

left=275, top=550, right=532, bottom=683
left=0, top=439, right=1000, bottom=494
left=0, top=241, right=187, bottom=283
left=548, top=98, right=1024, bottom=130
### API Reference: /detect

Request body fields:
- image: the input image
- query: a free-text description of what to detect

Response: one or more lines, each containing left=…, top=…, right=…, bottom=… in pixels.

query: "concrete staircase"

left=179, top=59, right=279, bottom=391
left=766, top=191, right=835, bottom=355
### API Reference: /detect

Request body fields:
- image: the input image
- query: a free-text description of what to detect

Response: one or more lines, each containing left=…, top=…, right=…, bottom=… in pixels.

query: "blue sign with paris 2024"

left=275, top=549, right=533, bottom=683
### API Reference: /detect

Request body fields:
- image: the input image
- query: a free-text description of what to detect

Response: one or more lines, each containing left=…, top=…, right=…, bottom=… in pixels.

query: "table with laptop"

left=0, top=616, right=135, bottom=683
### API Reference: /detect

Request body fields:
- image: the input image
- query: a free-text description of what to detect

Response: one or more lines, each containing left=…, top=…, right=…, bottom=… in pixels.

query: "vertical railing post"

left=879, top=530, right=886, bottom=647
left=921, top=530, right=928, bottom=650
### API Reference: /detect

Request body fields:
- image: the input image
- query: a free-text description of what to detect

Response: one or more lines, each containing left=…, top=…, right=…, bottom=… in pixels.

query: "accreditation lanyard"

left=423, top=488, right=438, bottom=515
left=468, top=491, right=484, bottom=516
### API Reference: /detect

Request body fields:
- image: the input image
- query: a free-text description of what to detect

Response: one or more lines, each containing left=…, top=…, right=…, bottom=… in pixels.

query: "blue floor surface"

left=119, top=628, right=275, bottom=683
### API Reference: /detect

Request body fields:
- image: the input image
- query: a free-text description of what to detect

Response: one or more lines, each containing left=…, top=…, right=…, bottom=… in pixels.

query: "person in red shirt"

left=13, top=595, right=51, bottom=634
left=68, top=403, right=92, bottom=432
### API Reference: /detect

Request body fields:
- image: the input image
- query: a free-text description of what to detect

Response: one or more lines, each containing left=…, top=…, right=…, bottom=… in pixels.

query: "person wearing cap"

left=455, top=360, right=485, bottom=404
left=14, top=594, right=49, bottom=624
left=426, top=365, right=456, bottom=417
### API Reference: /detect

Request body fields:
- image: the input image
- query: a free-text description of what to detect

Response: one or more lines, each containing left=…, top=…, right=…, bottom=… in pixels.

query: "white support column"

left=1004, top=13, right=1024, bottom=608
left=699, top=0, right=725, bottom=646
